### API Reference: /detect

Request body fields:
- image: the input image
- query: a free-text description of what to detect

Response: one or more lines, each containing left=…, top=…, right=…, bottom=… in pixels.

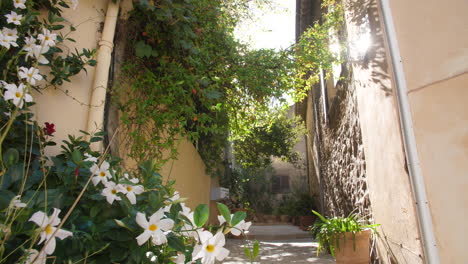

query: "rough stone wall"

left=317, top=81, right=371, bottom=219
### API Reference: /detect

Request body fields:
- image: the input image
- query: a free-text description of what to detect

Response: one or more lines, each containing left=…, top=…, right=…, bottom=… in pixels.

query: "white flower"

left=172, top=253, right=186, bottom=264
left=218, top=214, right=252, bottom=236
left=18, top=67, right=42, bottom=86
left=83, top=153, right=98, bottom=163
left=192, top=231, right=230, bottom=264
left=25, top=44, right=49, bottom=64
left=23, top=36, right=36, bottom=51
left=117, top=183, right=144, bottom=204
left=13, top=0, right=27, bottom=9
left=0, top=31, right=18, bottom=49
left=70, top=0, right=79, bottom=10
left=101, top=181, right=122, bottom=205
left=3, top=83, right=33, bottom=109
left=10, top=195, right=26, bottom=208
left=163, top=191, right=181, bottom=212
left=5, top=11, right=23, bottom=25
left=3, top=28, right=18, bottom=42
left=135, top=209, right=174, bottom=246
left=24, top=249, right=47, bottom=264
left=29, top=208, right=73, bottom=255
left=90, top=161, right=111, bottom=186
left=37, top=28, right=56, bottom=47
left=123, top=173, right=139, bottom=184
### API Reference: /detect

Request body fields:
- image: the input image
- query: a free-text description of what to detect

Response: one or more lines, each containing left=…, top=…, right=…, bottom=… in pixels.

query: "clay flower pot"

left=334, top=229, right=371, bottom=264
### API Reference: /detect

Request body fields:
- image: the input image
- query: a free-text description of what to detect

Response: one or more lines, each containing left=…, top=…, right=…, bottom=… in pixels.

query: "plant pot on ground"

left=334, top=229, right=372, bottom=264
left=310, top=210, right=379, bottom=264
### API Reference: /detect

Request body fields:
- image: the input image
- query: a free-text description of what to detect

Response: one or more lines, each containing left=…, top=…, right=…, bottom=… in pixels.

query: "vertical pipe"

left=378, top=0, right=440, bottom=263
left=86, top=0, right=120, bottom=150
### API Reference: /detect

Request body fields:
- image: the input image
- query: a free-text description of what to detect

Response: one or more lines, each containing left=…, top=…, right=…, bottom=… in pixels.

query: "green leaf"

left=167, top=236, right=185, bottom=252
left=72, top=149, right=82, bottom=164
left=205, top=90, right=222, bottom=100
left=3, top=148, right=19, bottom=167
left=253, top=240, right=260, bottom=258
left=217, top=203, right=231, bottom=225
left=244, top=247, right=252, bottom=260
left=193, top=204, right=209, bottom=227
left=231, top=211, right=246, bottom=227
left=135, top=41, right=153, bottom=58
left=90, top=206, right=100, bottom=218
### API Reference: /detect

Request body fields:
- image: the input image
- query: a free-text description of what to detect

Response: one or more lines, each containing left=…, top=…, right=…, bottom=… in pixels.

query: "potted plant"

left=293, top=193, right=318, bottom=230
left=310, top=210, right=379, bottom=264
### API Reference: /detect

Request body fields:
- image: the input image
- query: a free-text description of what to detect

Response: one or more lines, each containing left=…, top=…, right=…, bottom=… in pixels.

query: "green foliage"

left=292, top=0, right=345, bottom=100
left=116, top=0, right=300, bottom=176
left=233, top=109, right=306, bottom=168
left=276, top=193, right=317, bottom=217
left=244, top=240, right=260, bottom=263
left=310, top=210, right=379, bottom=257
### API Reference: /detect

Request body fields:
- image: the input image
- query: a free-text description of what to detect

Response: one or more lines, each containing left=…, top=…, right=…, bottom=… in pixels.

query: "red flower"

left=44, top=122, right=55, bottom=136
left=142, top=32, right=148, bottom=37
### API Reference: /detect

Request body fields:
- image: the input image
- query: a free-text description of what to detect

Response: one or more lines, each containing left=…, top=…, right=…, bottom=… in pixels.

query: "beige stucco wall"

left=159, top=139, right=212, bottom=209
left=388, top=0, right=468, bottom=262
left=34, top=0, right=109, bottom=156
left=408, top=73, right=468, bottom=263
left=32, top=0, right=212, bottom=208
left=344, top=0, right=424, bottom=263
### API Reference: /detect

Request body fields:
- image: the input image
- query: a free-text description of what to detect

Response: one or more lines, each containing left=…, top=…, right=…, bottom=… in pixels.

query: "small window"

left=272, top=175, right=290, bottom=193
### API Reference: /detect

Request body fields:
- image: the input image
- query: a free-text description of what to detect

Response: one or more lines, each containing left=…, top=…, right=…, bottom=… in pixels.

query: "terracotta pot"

left=280, top=215, right=291, bottom=223
left=334, top=230, right=371, bottom=264
left=299, top=215, right=316, bottom=230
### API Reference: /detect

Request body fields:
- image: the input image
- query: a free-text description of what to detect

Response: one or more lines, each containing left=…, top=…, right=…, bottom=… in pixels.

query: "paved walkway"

left=223, top=224, right=335, bottom=264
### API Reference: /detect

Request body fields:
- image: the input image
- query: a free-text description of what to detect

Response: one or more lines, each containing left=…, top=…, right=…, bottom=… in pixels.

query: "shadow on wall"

left=345, top=0, right=393, bottom=96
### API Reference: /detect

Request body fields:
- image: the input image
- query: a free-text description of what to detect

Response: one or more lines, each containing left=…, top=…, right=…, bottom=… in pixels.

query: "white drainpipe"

left=86, top=0, right=120, bottom=150
left=378, top=0, right=440, bottom=263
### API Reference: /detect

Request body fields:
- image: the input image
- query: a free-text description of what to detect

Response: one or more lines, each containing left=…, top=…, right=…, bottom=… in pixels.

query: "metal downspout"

left=86, top=0, right=120, bottom=150
left=378, top=0, right=440, bottom=263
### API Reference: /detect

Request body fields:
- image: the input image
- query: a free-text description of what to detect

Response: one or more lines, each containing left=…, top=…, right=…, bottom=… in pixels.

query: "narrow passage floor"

left=223, top=224, right=335, bottom=263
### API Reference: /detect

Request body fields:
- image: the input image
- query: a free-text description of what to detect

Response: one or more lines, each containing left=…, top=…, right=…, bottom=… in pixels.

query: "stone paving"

left=223, top=224, right=335, bottom=264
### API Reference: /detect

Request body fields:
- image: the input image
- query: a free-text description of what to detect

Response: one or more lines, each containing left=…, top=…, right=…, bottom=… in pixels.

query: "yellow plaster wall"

left=407, top=73, right=468, bottom=263
left=33, top=0, right=109, bottom=156
left=388, top=0, right=468, bottom=262
left=158, top=139, right=212, bottom=209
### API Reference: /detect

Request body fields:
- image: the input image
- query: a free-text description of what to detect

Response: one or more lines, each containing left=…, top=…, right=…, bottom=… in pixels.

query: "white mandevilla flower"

left=90, top=160, right=111, bottom=186
left=13, top=0, right=27, bottom=9
left=0, top=28, right=18, bottom=50
left=3, top=83, right=33, bottom=109
left=192, top=231, right=230, bottom=264
left=10, top=195, right=26, bottom=209
left=3, top=28, right=18, bottom=42
left=163, top=191, right=180, bottom=212
left=25, top=44, right=49, bottom=64
left=18, top=67, right=43, bottom=86
left=29, top=208, right=73, bottom=255
left=70, top=0, right=79, bottom=10
left=172, top=253, right=186, bottom=264
left=123, top=173, right=139, bottom=184
left=23, top=36, right=36, bottom=51
left=37, top=28, right=57, bottom=47
left=218, top=214, right=252, bottom=236
left=24, top=249, right=47, bottom=264
left=83, top=153, right=98, bottom=163
left=135, top=209, right=174, bottom=246
left=101, top=181, right=122, bottom=205
left=5, top=11, right=23, bottom=25
left=117, top=183, right=144, bottom=205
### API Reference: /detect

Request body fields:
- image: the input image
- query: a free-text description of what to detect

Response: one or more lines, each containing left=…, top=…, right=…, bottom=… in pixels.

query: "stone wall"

left=317, top=81, right=371, bottom=219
